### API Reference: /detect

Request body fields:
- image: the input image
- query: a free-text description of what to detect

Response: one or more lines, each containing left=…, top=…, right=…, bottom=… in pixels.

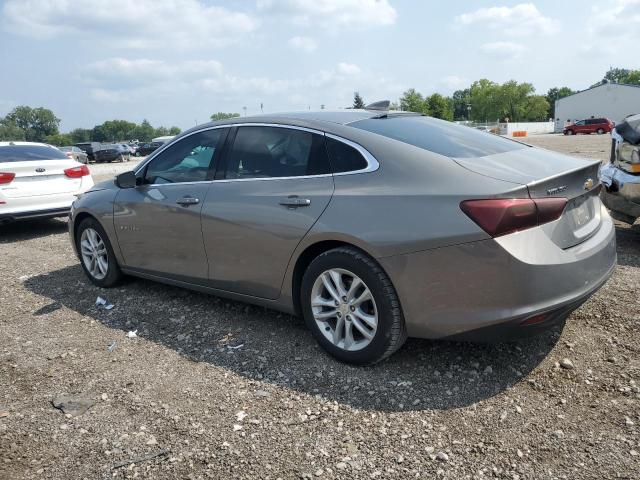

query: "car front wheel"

left=565, top=129, right=574, bottom=135
left=76, top=218, right=123, bottom=288
left=597, top=128, right=605, bottom=134
left=301, top=247, right=407, bottom=365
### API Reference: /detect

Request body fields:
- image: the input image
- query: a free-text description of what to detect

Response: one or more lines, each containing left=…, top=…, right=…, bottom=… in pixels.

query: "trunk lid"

left=0, top=160, right=83, bottom=197
left=453, top=147, right=602, bottom=249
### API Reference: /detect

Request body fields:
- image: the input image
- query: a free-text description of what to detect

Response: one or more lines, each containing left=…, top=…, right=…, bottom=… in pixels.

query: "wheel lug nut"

left=337, top=312, right=341, bottom=318
left=342, top=296, right=347, bottom=302
left=346, top=315, right=351, bottom=321
left=334, top=301, right=339, bottom=307
left=350, top=306, right=355, bottom=312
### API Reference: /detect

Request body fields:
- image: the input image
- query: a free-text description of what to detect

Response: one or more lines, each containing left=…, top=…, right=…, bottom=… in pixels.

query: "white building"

left=555, top=82, right=640, bottom=132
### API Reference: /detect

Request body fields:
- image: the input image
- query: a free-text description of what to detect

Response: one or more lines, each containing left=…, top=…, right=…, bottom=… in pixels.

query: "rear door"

left=201, top=125, right=334, bottom=299
left=113, top=128, right=227, bottom=281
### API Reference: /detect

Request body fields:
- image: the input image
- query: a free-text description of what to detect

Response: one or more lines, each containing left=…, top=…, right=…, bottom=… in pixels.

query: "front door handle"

left=176, top=196, right=200, bottom=206
left=279, top=196, right=311, bottom=208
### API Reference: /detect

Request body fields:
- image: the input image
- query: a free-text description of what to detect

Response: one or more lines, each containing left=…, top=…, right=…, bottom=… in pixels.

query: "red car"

left=563, top=118, right=614, bottom=135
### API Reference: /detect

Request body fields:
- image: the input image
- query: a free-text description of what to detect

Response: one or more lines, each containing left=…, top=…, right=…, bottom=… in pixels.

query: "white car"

left=0, top=142, right=94, bottom=223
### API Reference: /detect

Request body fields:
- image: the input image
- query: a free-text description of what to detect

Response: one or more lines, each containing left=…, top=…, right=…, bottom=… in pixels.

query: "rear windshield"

left=0, top=145, right=68, bottom=162
left=350, top=115, right=528, bottom=158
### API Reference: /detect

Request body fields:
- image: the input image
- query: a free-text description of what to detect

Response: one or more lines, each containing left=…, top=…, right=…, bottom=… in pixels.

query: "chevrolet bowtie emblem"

left=584, top=178, right=594, bottom=190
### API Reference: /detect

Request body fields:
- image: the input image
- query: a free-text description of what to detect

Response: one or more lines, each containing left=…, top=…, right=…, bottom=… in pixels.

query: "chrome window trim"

left=135, top=122, right=380, bottom=185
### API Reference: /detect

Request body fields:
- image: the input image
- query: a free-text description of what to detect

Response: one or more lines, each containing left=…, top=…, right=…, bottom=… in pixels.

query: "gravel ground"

left=1, top=134, right=638, bottom=480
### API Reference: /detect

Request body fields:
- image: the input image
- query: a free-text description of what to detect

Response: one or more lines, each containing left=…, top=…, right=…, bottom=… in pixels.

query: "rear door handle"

left=279, top=196, right=311, bottom=208
left=176, top=196, right=200, bottom=206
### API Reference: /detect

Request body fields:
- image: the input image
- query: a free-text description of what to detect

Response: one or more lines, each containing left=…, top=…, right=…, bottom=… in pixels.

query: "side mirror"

left=115, top=171, right=138, bottom=189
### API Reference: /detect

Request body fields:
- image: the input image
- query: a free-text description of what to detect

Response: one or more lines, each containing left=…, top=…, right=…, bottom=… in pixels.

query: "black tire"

left=75, top=217, right=123, bottom=288
left=597, top=128, right=605, bottom=134
left=565, top=129, right=574, bottom=135
left=300, top=247, right=407, bottom=365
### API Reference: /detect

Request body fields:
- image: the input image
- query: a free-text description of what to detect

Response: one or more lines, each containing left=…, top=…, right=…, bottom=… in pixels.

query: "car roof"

left=193, top=109, right=418, bottom=131
left=0, top=141, right=54, bottom=148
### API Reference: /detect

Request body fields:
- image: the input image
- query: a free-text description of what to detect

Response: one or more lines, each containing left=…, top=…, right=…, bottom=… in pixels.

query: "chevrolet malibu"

left=68, top=109, right=617, bottom=365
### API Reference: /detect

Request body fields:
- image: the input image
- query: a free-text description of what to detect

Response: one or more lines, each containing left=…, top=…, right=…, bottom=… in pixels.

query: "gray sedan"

left=68, top=108, right=617, bottom=364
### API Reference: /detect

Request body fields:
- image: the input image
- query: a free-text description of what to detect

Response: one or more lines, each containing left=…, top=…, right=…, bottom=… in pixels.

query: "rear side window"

left=325, top=137, right=368, bottom=173
left=0, top=145, right=68, bottom=162
left=351, top=116, right=528, bottom=158
left=224, top=126, right=330, bottom=179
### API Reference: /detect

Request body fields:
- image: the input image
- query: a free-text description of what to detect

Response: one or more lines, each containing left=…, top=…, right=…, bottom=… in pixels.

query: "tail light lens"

left=64, top=165, right=90, bottom=178
left=0, top=172, right=16, bottom=184
left=460, top=197, right=567, bottom=237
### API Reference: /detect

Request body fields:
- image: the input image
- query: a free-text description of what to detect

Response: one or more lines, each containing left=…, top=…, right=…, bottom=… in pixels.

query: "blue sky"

left=1, top=0, right=638, bottom=131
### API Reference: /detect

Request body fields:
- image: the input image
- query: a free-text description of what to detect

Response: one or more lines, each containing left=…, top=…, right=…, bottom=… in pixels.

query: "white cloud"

left=455, top=3, right=559, bottom=36
left=82, top=57, right=397, bottom=110
left=588, top=0, right=640, bottom=39
left=337, top=62, right=361, bottom=75
left=288, top=36, right=318, bottom=52
left=257, top=0, right=397, bottom=28
left=2, top=0, right=257, bottom=49
left=440, top=75, right=469, bottom=90
left=480, top=41, right=525, bottom=59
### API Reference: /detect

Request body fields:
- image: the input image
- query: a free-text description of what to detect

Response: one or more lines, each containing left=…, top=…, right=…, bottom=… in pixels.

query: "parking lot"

left=0, top=134, right=638, bottom=479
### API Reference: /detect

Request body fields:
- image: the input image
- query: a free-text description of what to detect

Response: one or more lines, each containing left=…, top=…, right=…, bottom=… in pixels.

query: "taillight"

left=64, top=165, right=90, bottom=178
left=460, top=197, right=567, bottom=237
left=0, top=172, right=15, bottom=184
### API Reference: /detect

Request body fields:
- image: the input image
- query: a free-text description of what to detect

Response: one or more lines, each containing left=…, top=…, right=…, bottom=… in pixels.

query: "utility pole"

left=260, top=102, right=263, bottom=113
left=243, top=106, right=247, bottom=117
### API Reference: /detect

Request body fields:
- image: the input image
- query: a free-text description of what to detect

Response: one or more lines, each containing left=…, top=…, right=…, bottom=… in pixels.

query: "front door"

left=201, top=125, right=334, bottom=299
left=113, top=128, right=227, bottom=282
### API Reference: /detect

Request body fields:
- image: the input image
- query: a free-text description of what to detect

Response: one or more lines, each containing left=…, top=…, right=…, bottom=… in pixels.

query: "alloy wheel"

left=310, top=268, right=378, bottom=351
left=80, top=228, right=109, bottom=280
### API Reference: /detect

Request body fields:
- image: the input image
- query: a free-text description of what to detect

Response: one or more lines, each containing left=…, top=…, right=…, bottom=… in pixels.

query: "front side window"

left=224, top=126, right=330, bottom=179
left=575, top=120, right=585, bottom=126
left=143, top=129, right=225, bottom=184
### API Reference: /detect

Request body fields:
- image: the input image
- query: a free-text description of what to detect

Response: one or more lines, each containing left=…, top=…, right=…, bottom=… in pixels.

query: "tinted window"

left=325, top=136, right=368, bottom=172
left=143, top=129, right=224, bottom=184
left=351, top=116, right=527, bottom=158
left=224, top=126, right=329, bottom=179
left=0, top=145, right=68, bottom=162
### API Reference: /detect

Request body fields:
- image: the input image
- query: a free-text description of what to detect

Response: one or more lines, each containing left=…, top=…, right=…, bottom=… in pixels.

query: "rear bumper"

left=379, top=206, right=617, bottom=340
left=0, top=207, right=70, bottom=223
left=599, top=163, right=640, bottom=222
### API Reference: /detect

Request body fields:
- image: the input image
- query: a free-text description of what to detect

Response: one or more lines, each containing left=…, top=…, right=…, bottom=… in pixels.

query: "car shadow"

left=24, top=265, right=562, bottom=412
left=614, top=224, right=640, bottom=268
left=0, top=218, right=68, bottom=243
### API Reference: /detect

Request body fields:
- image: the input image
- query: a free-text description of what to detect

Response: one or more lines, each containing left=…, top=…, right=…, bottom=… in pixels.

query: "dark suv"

left=564, top=118, right=614, bottom=135
left=74, top=142, right=102, bottom=162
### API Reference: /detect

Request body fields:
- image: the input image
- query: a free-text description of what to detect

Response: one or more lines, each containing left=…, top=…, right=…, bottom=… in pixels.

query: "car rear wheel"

left=301, top=247, right=407, bottom=365
left=76, top=218, right=123, bottom=288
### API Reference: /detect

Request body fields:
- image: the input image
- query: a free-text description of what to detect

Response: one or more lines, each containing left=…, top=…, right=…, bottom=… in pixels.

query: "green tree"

left=133, top=120, right=155, bottom=142
left=545, top=87, right=574, bottom=119
left=169, top=126, right=181, bottom=135
left=210, top=112, right=240, bottom=121
left=0, top=120, right=26, bottom=141
left=469, top=79, right=502, bottom=122
left=452, top=89, right=471, bottom=120
left=43, top=133, right=73, bottom=146
left=425, top=93, right=453, bottom=120
left=69, top=128, right=92, bottom=143
left=91, top=119, right=138, bottom=142
left=4, top=106, right=60, bottom=142
left=399, top=88, right=426, bottom=113
left=352, top=92, right=365, bottom=109
left=591, top=67, right=640, bottom=87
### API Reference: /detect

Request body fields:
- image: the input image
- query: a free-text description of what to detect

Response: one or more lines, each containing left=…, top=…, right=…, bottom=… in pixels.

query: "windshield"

left=351, top=115, right=528, bottom=158
left=0, top=145, right=69, bottom=162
